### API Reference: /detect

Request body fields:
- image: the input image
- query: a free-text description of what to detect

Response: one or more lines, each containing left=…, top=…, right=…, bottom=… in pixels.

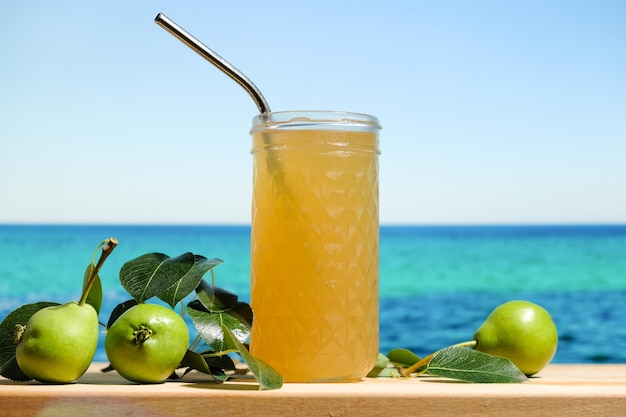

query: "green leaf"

left=82, top=263, right=102, bottom=314
left=181, top=349, right=212, bottom=374
left=0, top=302, right=59, bottom=381
left=426, top=346, right=527, bottom=383
left=186, top=300, right=252, bottom=352
left=180, top=350, right=227, bottom=382
left=195, top=279, right=238, bottom=312
left=158, top=257, right=223, bottom=308
left=387, top=348, right=423, bottom=367
left=119, top=253, right=221, bottom=304
left=119, top=253, right=176, bottom=302
left=221, top=324, right=283, bottom=390
left=203, top=353, right=236, bottom=373
left=106, top=299, right=138, bottom=328
left=180, top=350, right=236, bottom=383
left=206, top=367, right=229, bottom=382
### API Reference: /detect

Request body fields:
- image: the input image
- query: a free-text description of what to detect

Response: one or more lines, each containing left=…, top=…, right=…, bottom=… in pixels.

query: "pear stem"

left=78, top=237, right=118, bottom=306
left=401, top=340, right=477, bottom=376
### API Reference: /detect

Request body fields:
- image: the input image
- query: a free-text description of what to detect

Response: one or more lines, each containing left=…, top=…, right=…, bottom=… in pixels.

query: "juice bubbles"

left=249, top=111, right=381, bottom=382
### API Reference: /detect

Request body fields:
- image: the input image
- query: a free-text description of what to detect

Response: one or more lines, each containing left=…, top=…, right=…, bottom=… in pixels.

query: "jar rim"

left=250, top=110, right=381, bottom=133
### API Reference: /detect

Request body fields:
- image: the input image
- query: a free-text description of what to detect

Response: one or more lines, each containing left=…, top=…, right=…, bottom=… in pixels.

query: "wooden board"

left=1, top=363, right=625, bottom=416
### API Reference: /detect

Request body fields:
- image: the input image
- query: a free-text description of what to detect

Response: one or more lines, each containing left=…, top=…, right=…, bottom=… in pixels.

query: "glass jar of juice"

left=249, top=111, right=381, bottom=382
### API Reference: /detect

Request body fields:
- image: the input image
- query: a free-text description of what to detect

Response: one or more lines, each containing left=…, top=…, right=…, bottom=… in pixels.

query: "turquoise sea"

left=1, top=224, right=625, bottom=364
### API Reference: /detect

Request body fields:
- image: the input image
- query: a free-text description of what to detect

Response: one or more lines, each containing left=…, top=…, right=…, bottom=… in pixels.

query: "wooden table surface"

left=1, top=363, right=625, bottom=416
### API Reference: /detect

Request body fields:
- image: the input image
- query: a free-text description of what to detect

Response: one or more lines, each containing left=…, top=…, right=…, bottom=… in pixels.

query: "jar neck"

left=250, top=110, right=381, bottom=135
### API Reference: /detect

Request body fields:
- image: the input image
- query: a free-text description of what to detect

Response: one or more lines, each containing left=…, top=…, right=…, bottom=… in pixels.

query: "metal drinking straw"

left=154, top=13, right=271, bottom=115
left=155, top=12, right=286, bottom=189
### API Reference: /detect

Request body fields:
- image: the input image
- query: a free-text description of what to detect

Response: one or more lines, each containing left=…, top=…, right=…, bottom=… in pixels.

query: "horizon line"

left=1, top=222, right=625, bottom=228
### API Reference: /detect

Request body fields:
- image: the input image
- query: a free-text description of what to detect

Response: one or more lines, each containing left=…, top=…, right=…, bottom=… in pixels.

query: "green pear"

left=14, top=238, right=117, bottom=383
left=16, top=302, right=99, bottom=383
left=473, top=300, right=558, bottom=376
left=105, top=303, right=189, bottom=383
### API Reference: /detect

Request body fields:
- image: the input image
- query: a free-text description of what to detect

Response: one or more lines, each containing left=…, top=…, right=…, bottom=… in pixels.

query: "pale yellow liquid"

left=250, top=128, right=379, bottom=382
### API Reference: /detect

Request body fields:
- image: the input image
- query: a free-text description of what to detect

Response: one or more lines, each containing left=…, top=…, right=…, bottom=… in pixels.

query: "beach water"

left=1, top=224, right=625, bottom=364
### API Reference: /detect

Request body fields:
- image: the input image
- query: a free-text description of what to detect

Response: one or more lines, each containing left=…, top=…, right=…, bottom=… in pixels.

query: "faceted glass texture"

left=250, top=112, right=380, bottom=382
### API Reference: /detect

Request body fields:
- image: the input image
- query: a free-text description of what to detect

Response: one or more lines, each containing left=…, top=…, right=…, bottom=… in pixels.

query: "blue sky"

left=1, top=1, right=625, bottom=225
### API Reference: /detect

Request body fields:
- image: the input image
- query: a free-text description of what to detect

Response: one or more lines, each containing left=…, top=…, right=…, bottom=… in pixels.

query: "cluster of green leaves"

left=109, top=252, right=283, bottom=390
left=368, top=346, right=527, bottom=384
left=0, top=243, right=282, bottom=390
